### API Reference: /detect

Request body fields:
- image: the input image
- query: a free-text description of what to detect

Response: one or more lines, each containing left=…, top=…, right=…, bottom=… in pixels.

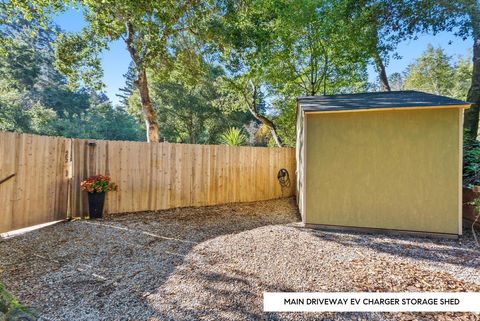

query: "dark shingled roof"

left=298, top=91, right=471, bottom=112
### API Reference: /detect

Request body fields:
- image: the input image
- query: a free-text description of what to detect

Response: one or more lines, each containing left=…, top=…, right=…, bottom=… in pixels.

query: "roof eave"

left=302, top=104, right=472, bottom=115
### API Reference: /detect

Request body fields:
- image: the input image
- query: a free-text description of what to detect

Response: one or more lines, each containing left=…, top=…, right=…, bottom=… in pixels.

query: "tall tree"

left=446, top=1, right=480, bottom=138
left=388, top=72, right=404, bottom=91
left=345, top=0, right=460, bottom=93
left=467, top=2, right=480, bottom=138
left=403, top=45, right=455, bottom=96
left=403, top=45, right=472, bottom=100
left=21, top=0, right=205, bottom=142
left=393, top=0, right=479, bottom=137
left=215, top=75, right=283, bottom=147
left=345, top=0, right=399, bottom=91
left=0, top=13, right=89, bottom=132
left=126, top=41, right=250, bottom=144
left=54, top=0, right=206, bottom=142
left=366, top=5, right=392, bottom=92
left=208, top=0, right=368, bottom=147
left=116, top=62, right=136, bottom=108
left=207, top=0, right=286, bottom=146
left=0, top=14, right=143, bottom=140
left=265, top=0, right=369, bottom=96
left=456, top=53, right=475, bottom=100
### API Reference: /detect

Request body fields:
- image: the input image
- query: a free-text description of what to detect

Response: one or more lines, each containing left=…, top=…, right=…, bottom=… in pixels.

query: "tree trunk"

left=125, top=21, right=160, bottom=143
left=464, top=35, right=480, bottom=139
left=247, top=107, right=282, bottom=147
left=373, top=50, right=391, bottom=92
left=136, top=69, right=160, bottom=142
left=246, top=84, right=283, bottom=147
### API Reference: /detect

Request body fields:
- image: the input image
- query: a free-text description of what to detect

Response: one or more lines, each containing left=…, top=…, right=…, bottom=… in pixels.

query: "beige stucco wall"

left=305, top=107, right=461, bottom=234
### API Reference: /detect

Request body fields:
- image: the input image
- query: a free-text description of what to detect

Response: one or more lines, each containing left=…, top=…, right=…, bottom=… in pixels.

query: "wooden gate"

left=0, top=132, right=70, bottom=233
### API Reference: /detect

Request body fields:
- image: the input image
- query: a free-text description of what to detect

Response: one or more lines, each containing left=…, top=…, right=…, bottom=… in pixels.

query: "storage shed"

left=296, top=91, right=471, bottom=237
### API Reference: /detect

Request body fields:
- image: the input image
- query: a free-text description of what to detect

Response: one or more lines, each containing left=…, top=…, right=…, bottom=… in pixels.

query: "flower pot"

left=87, top=192, right=106, bottom=219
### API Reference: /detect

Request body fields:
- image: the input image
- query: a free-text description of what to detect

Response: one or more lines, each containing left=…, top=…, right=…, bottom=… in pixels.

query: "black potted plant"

left=81, top=175, right=117, bottom=219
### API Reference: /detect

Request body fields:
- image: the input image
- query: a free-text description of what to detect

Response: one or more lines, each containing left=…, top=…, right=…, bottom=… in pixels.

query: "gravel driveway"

left=0, top=197, right=479, bottom=321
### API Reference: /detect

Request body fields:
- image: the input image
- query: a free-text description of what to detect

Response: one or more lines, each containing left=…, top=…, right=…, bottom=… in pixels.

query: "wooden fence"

left=0, top=132, right=70, bottom=233
left=0, top=131, right=296, bottom=232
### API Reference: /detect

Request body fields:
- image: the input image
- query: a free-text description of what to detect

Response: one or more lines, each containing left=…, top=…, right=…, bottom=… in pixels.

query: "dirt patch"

left=0, top=197, right=479, bottom=321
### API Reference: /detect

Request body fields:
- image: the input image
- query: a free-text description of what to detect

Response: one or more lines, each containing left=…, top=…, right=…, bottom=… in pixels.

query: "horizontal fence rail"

left=0, top=131, right=296, bottom=232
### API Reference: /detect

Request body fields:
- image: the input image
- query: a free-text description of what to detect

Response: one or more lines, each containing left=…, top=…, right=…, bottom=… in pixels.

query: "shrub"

left=463, top=137, right=480, bottom=187
left=220, top=127, right=247, bottom=146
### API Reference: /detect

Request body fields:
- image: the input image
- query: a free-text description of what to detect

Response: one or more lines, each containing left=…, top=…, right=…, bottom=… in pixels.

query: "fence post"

left=66, top=138, right=73, bottom=220
left=87, top=141, right=97, bottom=177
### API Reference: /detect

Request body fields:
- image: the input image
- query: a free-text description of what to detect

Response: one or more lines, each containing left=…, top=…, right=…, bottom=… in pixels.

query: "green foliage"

left=265, top=0, right=369, bottom=96
left=125, top=43, right=251, bottom=144
left=7, top=0, right=211, bottom=142
left=0, top=282, right=37, bottom=318
left=413, top=1, right=479, bottom=41
left=403, top=45, right=472, bottom=100
left=0, top=17, right=143, bottom=141
left=388, top=72, right=404, bottom=91
left=270, top=97, right=297, bottom=147
left=468, top=196, right=480, bottom=212
left=464, top=136, right=480, bottom=187
left=56, top=102, right=145, bottom=141
left=468, top=193, right=480, bottom=244
left=1, top=0, right=476, bottom=147
left=54, top=30, right=106, bottom=90
left=0, top=87, right=30, bottom=132
left=206, top=0, right=371, bottom=146
left=454, top=54, right=475, bottom=100
left=116, top=62, right=136, bottom=108
left=404, top=45, right=455, bottom=94
left=51, top=0, right=206, bottom=90
left=220, top=127, right=247, bottom=146
left=0, top=283, right=20, bottom=312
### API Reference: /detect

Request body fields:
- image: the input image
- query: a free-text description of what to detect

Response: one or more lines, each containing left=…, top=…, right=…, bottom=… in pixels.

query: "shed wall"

left=295, top=106, right=306, bottom=221
left=305, top=108, right=460, bottom=234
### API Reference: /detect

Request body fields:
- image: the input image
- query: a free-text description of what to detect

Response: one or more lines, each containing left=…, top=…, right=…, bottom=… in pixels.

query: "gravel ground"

left=0, top=197, right=479, bottom=321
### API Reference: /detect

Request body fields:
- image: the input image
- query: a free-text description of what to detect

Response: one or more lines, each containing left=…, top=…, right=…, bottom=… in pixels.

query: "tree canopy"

left=0, top=0, right=478, bottom=145
left=52, top=0, right=208, bottom=142
left=0, top=16, right=144, bottom=140
left=403, top=45, right=472, bottom=100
